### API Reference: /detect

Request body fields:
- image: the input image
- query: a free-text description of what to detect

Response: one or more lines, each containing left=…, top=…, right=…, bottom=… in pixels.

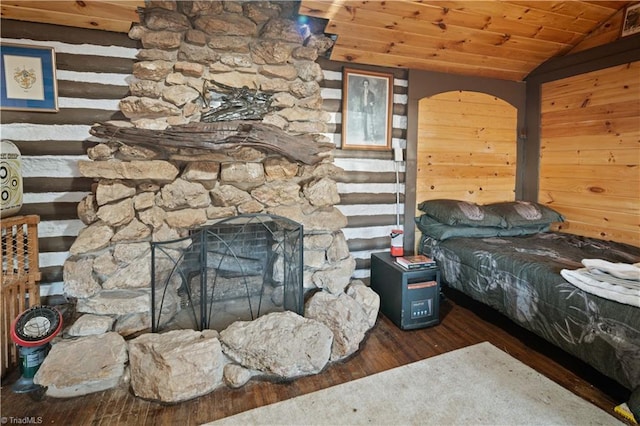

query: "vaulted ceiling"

left=300, top=1, right=633, bottom=81
left=1, top=1, right=634, bottom=81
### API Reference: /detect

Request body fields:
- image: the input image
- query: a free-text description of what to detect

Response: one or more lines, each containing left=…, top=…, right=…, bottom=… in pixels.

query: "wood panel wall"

left=416, top=91, right=518, bottom=214
left=0, top=20, right=409, bottom=293
left=539, top=61, right=640, bottom=247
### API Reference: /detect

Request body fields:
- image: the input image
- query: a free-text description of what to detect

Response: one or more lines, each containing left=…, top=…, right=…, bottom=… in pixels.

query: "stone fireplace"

left=151, top=213, right=305, bottom=332
left=62, top=1, right=357, bottom=336
left=33, top=1, right=380, bottom=403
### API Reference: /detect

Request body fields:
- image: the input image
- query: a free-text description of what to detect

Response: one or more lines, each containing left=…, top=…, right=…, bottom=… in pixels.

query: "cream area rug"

left=207, top=342, right=622, bottom=426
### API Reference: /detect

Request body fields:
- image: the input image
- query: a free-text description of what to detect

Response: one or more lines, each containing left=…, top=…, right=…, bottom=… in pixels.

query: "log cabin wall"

left=538, top=62, right=640, bottom=247
left=1, top=20, right=136, bottom=294
left=318, top=58, right=409, bottom=277
left=0, top=20, right=408, bottom=293
left=525, top=34, right=640, bottom=248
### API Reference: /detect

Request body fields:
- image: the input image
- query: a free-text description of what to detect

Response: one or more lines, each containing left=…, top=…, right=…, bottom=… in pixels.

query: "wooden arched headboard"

left=416, top=90, right=518, bottom=219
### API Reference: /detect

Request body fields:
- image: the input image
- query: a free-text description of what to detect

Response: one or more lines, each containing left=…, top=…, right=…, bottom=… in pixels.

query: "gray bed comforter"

left=420, top=231, right=640, bottom=391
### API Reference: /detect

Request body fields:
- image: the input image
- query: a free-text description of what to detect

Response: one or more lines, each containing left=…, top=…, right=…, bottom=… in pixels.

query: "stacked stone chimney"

left=62, top=1, right=358, bottom=336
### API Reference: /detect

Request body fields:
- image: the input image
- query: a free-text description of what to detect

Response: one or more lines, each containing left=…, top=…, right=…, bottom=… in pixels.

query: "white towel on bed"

left=561, top=260, right=640, bottom=307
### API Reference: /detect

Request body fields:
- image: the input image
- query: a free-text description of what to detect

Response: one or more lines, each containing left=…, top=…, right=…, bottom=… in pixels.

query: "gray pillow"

left=417, top=199, right=506, bottom=228
left=415, top=215, right=550, bottom=241
left=486, top=201, right=564, bottom=228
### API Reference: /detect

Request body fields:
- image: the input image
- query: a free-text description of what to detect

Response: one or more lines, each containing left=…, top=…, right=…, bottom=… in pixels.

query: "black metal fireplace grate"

left=150, top=214, right=303, bottom=332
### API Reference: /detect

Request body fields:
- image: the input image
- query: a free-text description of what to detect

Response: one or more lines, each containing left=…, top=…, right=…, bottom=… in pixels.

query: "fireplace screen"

left=151, top=214, right=303, bottom=332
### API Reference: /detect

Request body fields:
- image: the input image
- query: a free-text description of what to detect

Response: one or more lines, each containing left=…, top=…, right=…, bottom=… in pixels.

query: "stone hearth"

left=33, top=1, right=381, bottom=403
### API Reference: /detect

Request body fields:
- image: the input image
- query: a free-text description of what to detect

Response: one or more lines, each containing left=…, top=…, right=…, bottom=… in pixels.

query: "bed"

left=415, top=199, right=640, bottom=395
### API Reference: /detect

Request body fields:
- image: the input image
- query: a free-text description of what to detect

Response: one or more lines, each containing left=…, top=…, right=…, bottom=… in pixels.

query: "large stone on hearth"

left=79, top=159, right=179, bottom=181
left=128, top=330, right=224, bottom=403
left=33, top=332, right=127, bottom=398
left=305, top=291, right=372, bottom=361
left=223, top=363, right=254, bottom=389
left=220, top=311, right=333, bottom=378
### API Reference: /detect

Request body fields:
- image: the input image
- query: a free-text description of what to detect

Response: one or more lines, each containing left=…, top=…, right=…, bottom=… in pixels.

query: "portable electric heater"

left=10, top=305, right=63, bottom=394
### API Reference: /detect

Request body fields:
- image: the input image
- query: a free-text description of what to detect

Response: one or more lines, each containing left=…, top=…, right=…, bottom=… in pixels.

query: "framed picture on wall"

left=621, top=2, right=640, bottom=37
left=0, top=43, right=58, bottom=112
left=341, top=68, right=393, bottom=150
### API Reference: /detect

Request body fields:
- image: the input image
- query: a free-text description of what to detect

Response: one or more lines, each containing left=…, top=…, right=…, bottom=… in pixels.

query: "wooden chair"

left=1, top=215, right=41, bottom=377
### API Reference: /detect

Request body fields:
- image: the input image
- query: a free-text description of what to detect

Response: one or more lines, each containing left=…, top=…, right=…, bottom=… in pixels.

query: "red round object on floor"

left=10, top=306, right=63, bottom=347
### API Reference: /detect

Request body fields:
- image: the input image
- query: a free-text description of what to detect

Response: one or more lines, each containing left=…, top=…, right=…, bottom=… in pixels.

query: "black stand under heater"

left=10, top=305, right=63, bottom=395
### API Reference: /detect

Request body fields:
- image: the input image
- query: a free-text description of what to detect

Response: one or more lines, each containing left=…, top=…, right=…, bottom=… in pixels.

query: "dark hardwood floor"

left=1, top=287, right=632, bottom=425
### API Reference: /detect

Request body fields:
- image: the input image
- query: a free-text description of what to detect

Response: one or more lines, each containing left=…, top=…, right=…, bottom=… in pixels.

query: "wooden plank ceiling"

left=1, top=1, right=143, bottom=33
left=0, top=1, right=632, bottom=81
left=300, top=0, right=631, bottom=81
